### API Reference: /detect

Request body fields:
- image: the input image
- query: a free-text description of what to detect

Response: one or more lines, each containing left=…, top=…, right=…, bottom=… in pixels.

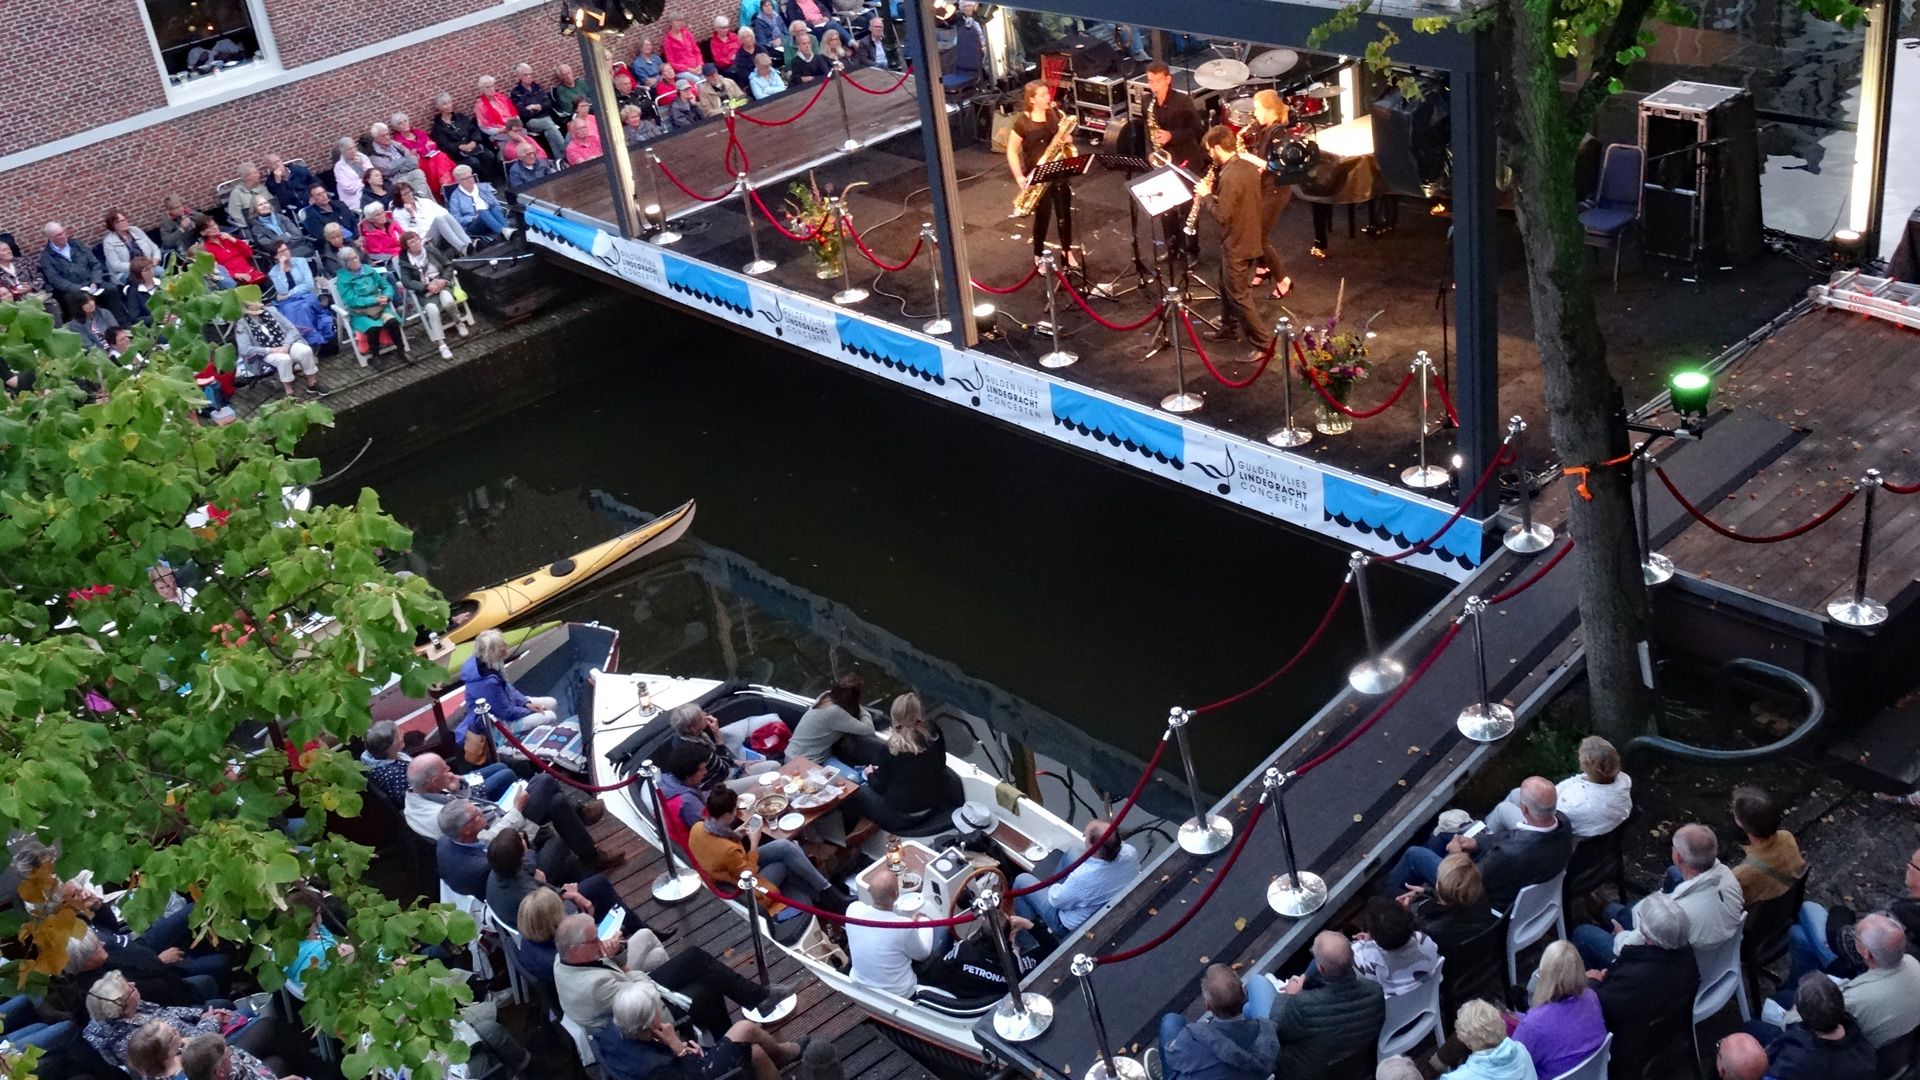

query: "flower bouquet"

left=1295, top=322, right=1372, bottom=435
left=785, top=175, right=843, bottom=278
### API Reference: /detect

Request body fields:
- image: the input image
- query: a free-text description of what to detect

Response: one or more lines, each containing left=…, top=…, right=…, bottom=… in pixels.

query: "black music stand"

left=1026, top=154, right=1102, bottom=293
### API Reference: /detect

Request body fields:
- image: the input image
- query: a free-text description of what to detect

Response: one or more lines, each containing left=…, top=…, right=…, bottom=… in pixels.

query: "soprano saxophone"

left=1012, top=113, right=1079, bottom=217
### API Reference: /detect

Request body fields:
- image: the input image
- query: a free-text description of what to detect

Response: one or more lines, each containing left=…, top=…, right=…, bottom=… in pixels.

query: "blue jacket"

left=437, top=835, right=490, bottom=898
left=1164, top=1013, right=1279, bottom=1080
left=1445, top=1039, right=1538, bottom=1080
left=458, top=655, right=534, bottom=740
left=446, top=182, right=503, bottom=227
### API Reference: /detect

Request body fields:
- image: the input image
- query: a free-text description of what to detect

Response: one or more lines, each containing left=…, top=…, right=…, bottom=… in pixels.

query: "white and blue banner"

left=525, top=203, right=1489, bottom=579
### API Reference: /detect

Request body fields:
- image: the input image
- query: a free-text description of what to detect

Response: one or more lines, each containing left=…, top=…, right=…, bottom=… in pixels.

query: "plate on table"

left=758, top=772, right=781, bottom=787
left=792, top=792, right=831, bottom=810
left=757, top=794, right=790, bottom=816
left=896, top=893, right=925, bottom=914
left=738, top=793, right=757, bottom=811
left=777, top=812, right=805, bottom=831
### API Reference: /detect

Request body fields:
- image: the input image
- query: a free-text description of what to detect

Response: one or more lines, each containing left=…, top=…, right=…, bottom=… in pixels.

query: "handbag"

left=463, top=727, right=493, bottom=767
left=450, top=279, right=468, bottom=304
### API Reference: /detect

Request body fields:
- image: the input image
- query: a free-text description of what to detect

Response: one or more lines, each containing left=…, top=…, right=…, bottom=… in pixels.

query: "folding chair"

left=1377, top=956, right=1445, bottom=1059
left=1691, top=912, right=1750, bottom=1060
left=1550, top=1032, right=1613, bottom=1080
left=1503, top=871, right=1568, bottom=986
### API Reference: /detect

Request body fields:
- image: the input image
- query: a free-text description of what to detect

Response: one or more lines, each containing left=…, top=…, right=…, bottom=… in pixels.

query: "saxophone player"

left=1193, top=125, right=1270, bottom=352
left=1008, top=81, right=1078, bottom=268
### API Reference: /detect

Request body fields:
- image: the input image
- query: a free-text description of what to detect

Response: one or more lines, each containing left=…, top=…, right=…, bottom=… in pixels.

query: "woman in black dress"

left=1007, top=80, right=1077, bottom=267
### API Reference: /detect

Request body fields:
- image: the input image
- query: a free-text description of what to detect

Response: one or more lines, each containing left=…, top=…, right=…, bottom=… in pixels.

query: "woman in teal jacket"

left=333, top=245, right=407, bottom=362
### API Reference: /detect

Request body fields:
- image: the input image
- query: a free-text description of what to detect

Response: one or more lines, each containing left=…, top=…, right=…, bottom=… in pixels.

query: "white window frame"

left=135, top=0, right=284, bottom=106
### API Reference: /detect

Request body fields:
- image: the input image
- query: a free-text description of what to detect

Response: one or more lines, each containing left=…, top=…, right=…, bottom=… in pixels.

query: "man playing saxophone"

left=1192, top=125, right=1270, bottom=353
left=1008, top=80, right=1079, bottom=269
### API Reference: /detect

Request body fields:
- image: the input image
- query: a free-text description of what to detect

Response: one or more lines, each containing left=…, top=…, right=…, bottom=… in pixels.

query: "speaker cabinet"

left=1638, top=81, right=1763, bottom=265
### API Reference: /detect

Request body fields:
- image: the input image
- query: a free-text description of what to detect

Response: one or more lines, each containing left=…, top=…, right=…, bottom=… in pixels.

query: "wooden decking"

left=1658, top=307, right=1920, bottom=614
left=586, top=814, right=942, bottom=1080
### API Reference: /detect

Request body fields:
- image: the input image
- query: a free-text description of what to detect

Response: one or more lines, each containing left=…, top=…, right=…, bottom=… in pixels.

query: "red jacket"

left=204, top=234, right=264, bottom=284
left=361, top=219, right=404, bottom=257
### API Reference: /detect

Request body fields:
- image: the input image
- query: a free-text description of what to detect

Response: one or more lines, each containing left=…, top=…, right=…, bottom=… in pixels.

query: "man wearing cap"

left=666, top=78, right=704, bottom=129
left=1011, top=818, right=1139, bottom=936
left=236, top=300, right=328, bottom=398
left=697, top=63, right=747, bottom=118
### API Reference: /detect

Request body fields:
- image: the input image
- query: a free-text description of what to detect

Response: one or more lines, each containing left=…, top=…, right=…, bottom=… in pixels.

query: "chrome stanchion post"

left=1401, top=352, right=1448, bottom=489
left=642, top=148, right=681, bottom=246
left=831, top=198, right=868, bottom=306
left=641, top=761, right=702, bottom=902
left=1169, top=709, right=1232, bottom=854
left=1266, top=315, right=1310, bottom=448
left=834, top=68, right=860, bottom=152
left=1638, top=452, right=1674, bottom=585
left=738, top=173, right=777, bottom=276
left=1262, top=768, right=1326, bottom=917
left=1160, top=288, right=1203, bottom=414
left=1503, top=416, right=1554, bottom=553
left=1829, top=469, right=1888, bottom=626
left=1455, top=596, right=1516, bottom=741
left=738, top=871, right=797, bottom=1022
left=920, top=222, right=950, bottom=335
left=1073, top=954, right=1145, bottom=1080
left=981, top=893, right=1052, bottom=1041
left=1346, top=552, right=1406, bottom=694
left=1037, top=249, right=1077, bottom=369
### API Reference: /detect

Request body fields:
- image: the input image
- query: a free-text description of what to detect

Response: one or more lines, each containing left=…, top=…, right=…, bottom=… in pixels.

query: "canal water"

left=354, top=319, right=1446, bottom=817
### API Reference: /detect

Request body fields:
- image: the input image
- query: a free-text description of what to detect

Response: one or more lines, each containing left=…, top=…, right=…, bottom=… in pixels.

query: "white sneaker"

left=456, top=322, right=469, bottom=337
left=437, top=343, right=453, bottom=359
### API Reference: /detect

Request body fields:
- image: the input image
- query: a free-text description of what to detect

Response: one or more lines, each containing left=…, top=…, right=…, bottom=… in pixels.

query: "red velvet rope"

left=970, top=264, right=1041, bottom=295
left=840, top=68, right=913, bottom=95
left=1194, top=581, right=1350, bottom=715
left=723, top=115, right=751, bottom=177
left=672, top=822, right=986, bottom=928
left=656, top=159, right=733, bottom=203
left=1183, top=311, right=1277, bottom=389
left=747, top=187, right=817, bottom=242
left=1373, top=444, right=1516, bottom=564
left=734, top=78, right=832, bottom=126
left=1433, top=372, right=1461, bottom=427
left=1056, top=275, right=1165, bottom=333
left=1293, top=620, right=1465, bottom=777
left=843, top=215, right=924, bottom=272
left=1655, top=466, right=1858, bottom=544
left=1010, top=735, right=1171, bottom=897
left=489, top=717, right=642, bottom=792
left=1306, top=358, right=1417, bottom=419
left=1095, top=798, right=1268, bottom=965
left=1881, top=478, right=1920, bottom=495
left=1487, top=539, right=1575, bottom=604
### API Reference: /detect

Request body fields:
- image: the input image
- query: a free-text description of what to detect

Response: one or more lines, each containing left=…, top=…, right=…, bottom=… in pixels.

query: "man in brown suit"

left=1195, top=126, right=1270, bottom=353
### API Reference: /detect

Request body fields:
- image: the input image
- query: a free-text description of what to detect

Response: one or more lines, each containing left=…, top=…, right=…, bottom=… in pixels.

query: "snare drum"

left=1223, top=95, right=1255, bottom=131
left=1285, top=93, right=1327, bottom=119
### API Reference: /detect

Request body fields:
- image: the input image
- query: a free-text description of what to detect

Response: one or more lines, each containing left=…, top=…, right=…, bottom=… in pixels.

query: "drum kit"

left=1193, top=49, right=1342, bottom=135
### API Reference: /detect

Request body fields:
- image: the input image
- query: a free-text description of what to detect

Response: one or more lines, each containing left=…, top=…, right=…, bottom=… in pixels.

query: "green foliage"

left=0, top=257, right=466, bottom=1077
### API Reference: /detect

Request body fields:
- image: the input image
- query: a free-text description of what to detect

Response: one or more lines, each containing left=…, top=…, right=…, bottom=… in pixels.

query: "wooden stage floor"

left=586, top=814, right=940, bottom=1080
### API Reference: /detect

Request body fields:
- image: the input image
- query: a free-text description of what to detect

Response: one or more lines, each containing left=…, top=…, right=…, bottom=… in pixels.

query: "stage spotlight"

left=973, top=302, right=995, bottom=319
left=1830, top=228, right=1866, bottom=264
left=1669, top=370, right=1712, bottom=420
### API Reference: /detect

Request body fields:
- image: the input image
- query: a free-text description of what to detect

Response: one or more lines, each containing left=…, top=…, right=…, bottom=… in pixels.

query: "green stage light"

left=1670, top=370, right=1712, bottom=419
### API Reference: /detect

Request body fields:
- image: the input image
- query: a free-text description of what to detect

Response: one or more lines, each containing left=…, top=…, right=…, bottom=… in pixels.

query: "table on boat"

left=743, top=756, right=858, bottom=840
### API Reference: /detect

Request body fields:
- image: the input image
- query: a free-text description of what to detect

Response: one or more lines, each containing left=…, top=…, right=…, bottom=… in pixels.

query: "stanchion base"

left=1040, top=350, right=1080, bottom=369
left=1177, top=814, right=1234, bottom=855
left=1401, top=465, right=1450, bottom=489
left=1503, top=522, right=1555, bottom=554
left=1827, top=596, right=1889, bottom=627
left=841, top=139, right=861, bottom=152
left=1085, top=1055, right=1147, bottom=1080
left=1456, top=702, right=1517, bottom=743
left=743, top=259, right=778, bottom=276
left=1348, top=656, right=1406, bottom=696
left=1642, top=553, right=1675, bottom=586
left=833, top=288, right=870, bottom=306
left=649, top=867, right=703, bottom=904
left=744, top=994, right=797, bottom=1024
left=923, top=318, right=952, bottom=335
left=991, top=994, right=1054, bottom=1042
left=1266, top=427, right=1312, bottom=448
left=1160, top=392, right=1204, bottom=414
left=1267, top=871, right=1328, bottom=917
left=651, top=230, right=682, bottom=246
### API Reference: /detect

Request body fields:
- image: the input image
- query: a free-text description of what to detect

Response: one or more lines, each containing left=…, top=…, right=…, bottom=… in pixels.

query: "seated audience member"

left=1382, top=777, right=1572, bottom=913
left=0, top=242, right=52, bottom=309
left=367, top=122, right=430, bottom=194
left=225, top=162, right=274, bottom=228
left=1014, top=818, right=1139, bottom=935
left=555, top=912, right=790, bottom=1036
left=1718, top=1035, right=1771, bottom=1080
left=652, top=65, right=683, bottom=108
left=1487, top=736, right=1630, bottom=840
left=662, top=18, right=705, bottom=72
left=612, top=68, right=647, bottom=110
left=333, top=137, right=371, bottom=208
left=105, top=326, right=140, bottom=368
left=1779, top=914, right=1920, bottom=1049
left=457, top=629, right=557, bottom=755
left=159, top=195, right=201, bottom=254
left=509, top=140, right=560, bottom=188
left=845, top=869, right=934, bottom=999
left=549, top=63, right=586, bottom=126
left=40, top=221, right=131, bottom=323
left=509, top=64, right=569, bottom=159
left=783, top=0, right=847, bottom=46
left=484, top=828, right=636, bottom=938
left=851, top=16, right=890, bottom=69
left=101, top=210, right=161, bottom=281
left=820, top=30, right=851, bottom=72
left=124, top=256, right=160, bottom=324
left=657, top=742, right=711, bottom=849
left=668, top=703, right=775, bottom=787
left=621, top=104, right=666, bottom=146
left=300, top=183, right=359, bottom=242
left=1571, top=822, right=1742, bottom=968
left=431, top=93, right=499, bottom=184
left=262, top=240, right=327, bottom=332
left=1407, top=853, right=1502, bottom=959
left=192, top=215, right=266, bottom=287
left=446, top=166, right=512, bottom=239
left=1248, top=931, right=1385, bottom=1080
left=515, top=888, right=565, bottom=1001
left=403, top=751, right=518, bottom=838
left=475, top=75, right=519, bottom=145
left=1765, top=973, right=1875, bottom=1080
left=501, top=118, right=552, bottom=165
left=1792, top=844, right=1920, bottom=984
left=847, top=693, right=963, bottom=831
left=595, top=980, right=804, bottom=1080
left=64, top=293, right=119, bottom=351
left=1729, top=784, right=1805, bottom=910
left=1149, top=963, right=1277, bottom=1080
left=390, top=181, right=472, bottom=255
left=359, top=167, right=396, bottom=213
left=565, top=99, right=604, bottom=165
left=81, top=971, right=267, bottom=1070
left=236, top=299, right=324, bottom=398
left=56, top=930, right=216, bottom=1011
left=318, top=224, right=356, bottom=276
left=397, top=230, right=471, bottom=360
left=788, top=674, right=886, bottom=771
left=724, top=29, right=762, bottom=83
left=697, top=63, right=748, bottom=118
left=1351, top=895, right=1439, bottom=998
left=1594, top=891, right=1699, bottom=1077
left=751, top=1, right=787, bottom=52
left=922, top=901, right=1051, bottom=1001
left=181, top=1031, right=283, bottom=1080
left=245, top=196, right=314, bottom=260
left=436, top=800, right=495, bottom=899
left=389, top=113, right=455, bottom=195
left=356, top=202, right=404, bottom=261
left=785, top=28, right=831, bottom=83
left=708, top=16, right=742, bottom=69
left=1509, top=941, right=1606, bottom=1079
left=124, top=1019, right=185, bottom=1080
left=630, top=36, right=666, bottom=84
left=262, top=153, right=316, bottom=211
left=1443, top=1000, right=1535, bottom=1080
left=688, top=787, right=838, bottom=935
left=195, top=357, right=235, bottom=411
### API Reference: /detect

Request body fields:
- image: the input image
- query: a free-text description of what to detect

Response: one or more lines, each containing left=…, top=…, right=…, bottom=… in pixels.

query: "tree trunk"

left=1501, top=0, right=1654, bottom=743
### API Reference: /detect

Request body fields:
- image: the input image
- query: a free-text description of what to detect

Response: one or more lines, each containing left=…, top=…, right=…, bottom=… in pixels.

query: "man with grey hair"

left=1252, top=931, right=1384, bottom=1080
left=366, top=122, right=430, bottom=194
left=1147, top=963, right=1277, bottom=1080
left=594, top=979, right=803, bottom=1080
left=436, top=799, right=492, bottom=897
left=1781, top=913, right=1920, bottom=1048
left=1381, top=775, right=1572, bottom=913
left=1595, top=890, right=1699, bottom=1078
left=554, top=911, right=794, bottom=1035
left=224, top=161, right=274, bottom=227
left=509, top=63, right=568, bottom=158
left=360, top=719, right=410, bottom=806
left=668, top=703, right=779, bottom=787
left=1571, top=821, right=1743, bottom=968
left=402, top=751, right=519, bottom=839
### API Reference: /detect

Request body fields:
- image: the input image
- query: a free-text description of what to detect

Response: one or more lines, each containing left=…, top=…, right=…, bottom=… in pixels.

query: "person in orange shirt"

left=685, top=787, right=839, bottom=936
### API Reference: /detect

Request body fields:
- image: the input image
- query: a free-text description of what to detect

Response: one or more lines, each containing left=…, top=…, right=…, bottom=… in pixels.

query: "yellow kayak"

left=438, top=499, right=695, bottom=646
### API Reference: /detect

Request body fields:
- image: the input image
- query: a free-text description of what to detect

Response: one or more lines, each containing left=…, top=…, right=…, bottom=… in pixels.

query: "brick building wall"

left=0, top=1, right=735, bottom=247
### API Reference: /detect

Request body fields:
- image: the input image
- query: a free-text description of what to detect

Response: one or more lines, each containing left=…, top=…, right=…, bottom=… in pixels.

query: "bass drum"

left=1101, top=115, right=1146, bottom=161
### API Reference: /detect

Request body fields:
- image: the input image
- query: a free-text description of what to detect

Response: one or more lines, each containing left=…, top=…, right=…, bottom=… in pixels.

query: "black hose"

left=1625, top=658, right=1826, bottom=764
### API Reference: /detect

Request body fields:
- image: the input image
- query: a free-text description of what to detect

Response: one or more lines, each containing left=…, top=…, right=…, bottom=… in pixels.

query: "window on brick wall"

left=140, top=0, right=281, bottom=94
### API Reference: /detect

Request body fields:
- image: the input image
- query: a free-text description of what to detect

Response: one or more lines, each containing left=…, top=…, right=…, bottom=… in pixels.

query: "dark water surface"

left=352, top=319, right=1447, bottom=797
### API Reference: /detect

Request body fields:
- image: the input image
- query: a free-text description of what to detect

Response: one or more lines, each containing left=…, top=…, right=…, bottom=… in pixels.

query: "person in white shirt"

left=845, top=869, right=934, bottom=998
left=401, top=752, right=522, bottom=840
left=1351, top=895, right=1440, bottom=997
left=390, top=181, right=474, bottom=255
left=1487, top=736, right=1631, bottom=839
left=1570, top=823, right=1743, bottom=968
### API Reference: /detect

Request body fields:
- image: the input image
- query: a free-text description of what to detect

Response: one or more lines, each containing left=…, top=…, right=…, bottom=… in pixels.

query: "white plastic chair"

left=1692, top=912, right=1750, bottom=1057
left=1549, top=1032, right=1613, bottom=1080
left=1504, top=871, right=1568, bottom=985
left=438, top=882, right=495, bottom=981
left=487, top=907, right=528, bottom=1004
left=1377, top=956, right=1445, bottom=1059
left=562, top=1014, right=599, bottom=1069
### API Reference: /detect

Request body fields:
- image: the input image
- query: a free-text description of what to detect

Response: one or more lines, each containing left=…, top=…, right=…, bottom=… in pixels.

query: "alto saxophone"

left=1145, top=100, right=1170, bottom=167
left=1012, top=113, right=1079, bottom=217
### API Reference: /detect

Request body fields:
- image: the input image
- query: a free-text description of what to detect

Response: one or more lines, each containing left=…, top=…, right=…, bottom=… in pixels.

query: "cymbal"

left=1247, top=49, right=1299, bottom=77
left=1193, top=58, right=1251, bottom=90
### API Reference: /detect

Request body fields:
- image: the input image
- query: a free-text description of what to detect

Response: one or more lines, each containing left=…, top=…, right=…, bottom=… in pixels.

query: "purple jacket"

left=1511, top=989, right=1606, bottom=1078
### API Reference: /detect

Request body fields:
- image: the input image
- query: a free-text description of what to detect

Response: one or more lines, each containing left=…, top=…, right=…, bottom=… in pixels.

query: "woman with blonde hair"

left=1444, top=1000, right=1536, bottom=1080
left=848, top=692, right=962, bottom=832
left=1509, top=940, right=1605, bottom=1077
left=515, top=888, right=566, bottom=1000
left=1408, top=852, right=1501, bottom=958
